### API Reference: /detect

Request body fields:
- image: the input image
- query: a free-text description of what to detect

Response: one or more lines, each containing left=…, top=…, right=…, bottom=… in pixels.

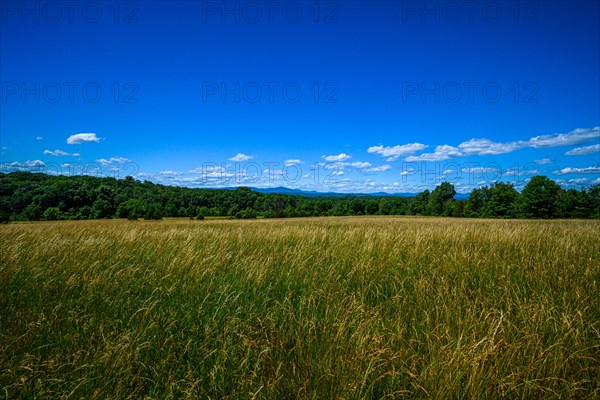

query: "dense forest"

left=0, top=172, right=599, bottom=222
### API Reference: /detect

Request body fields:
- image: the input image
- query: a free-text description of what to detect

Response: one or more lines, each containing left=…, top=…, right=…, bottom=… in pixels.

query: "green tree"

left=587, top=185, right=600, bottom=218
left=92, top=199, right=114, bottom=219
left=116, top=199, right=143, bottom=220
left=0, top=209, right=8, bottom=223
left=165, top=201, right=179, bottom=217
left=43, top=207, right=62, bottom=221
left=519, top=176, right=562, bottom=218
left=463, top=187, right=489, bottom=217
left=452, top=201, right=465, bottom=217
left=364, top=199, right=379, bottom=215
left=196, top=206, right=210, bottom=220
left=76, top=205, right=93, bottom=220
left=235, top=207, right=257, bottom=219
left=23, top=203, right=42, bottom=221
left=144, top=203, right=163, bottom=220
left=411, top=190, right=430, bottom=215
left=484, top=182, right=519, bottom=218
left=559, top=188, right=589, bottom=218
left=427, top=182, right=456, bottom=216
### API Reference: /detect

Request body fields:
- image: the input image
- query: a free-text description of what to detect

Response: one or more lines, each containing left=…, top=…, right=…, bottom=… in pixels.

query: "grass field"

left=1, top=217, right=599, bottom=399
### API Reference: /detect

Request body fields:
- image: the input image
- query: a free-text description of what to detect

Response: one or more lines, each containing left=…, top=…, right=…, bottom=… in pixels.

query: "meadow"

left=1, top=217, right=599, bottom=399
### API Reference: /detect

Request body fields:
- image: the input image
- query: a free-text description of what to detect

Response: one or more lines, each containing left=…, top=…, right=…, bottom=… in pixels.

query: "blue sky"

left=1, top=0, right=599, bottom=193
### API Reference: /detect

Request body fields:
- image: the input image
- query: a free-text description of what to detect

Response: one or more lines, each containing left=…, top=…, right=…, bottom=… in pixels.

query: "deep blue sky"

left=1, top=0, right=599, bottom=193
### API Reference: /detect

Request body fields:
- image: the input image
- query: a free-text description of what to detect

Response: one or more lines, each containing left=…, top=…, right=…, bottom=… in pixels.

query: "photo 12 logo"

left=201, top=81, right=339, bottom=104
left=400, top=162, right=541, bottom=183
left=399, top=1, right=540, bottom=24
left=0, top=1, right=140, bottom=24
left=199, top=1, right=340, bottom=24
left=1, top=81, right=140, bottom=104
left=401, top=81, right=539, bottom=104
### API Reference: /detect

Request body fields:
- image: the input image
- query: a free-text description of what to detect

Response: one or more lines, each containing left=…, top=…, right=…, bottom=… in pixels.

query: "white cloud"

left=44, top=149, right=79, bottom=157
left=96, top=157, right=131, bottom=165
left=534, top=158, right=553, bottom=164
left=36, top=136, right=43, bottom=140
left=592, top=177, right=600, bottom=185
left=528, top=127, right=599, bottom=148
left=503, top=168, right=539, bottom=177
left=369, top=165, right=392, bottom=172
left=405, top=145, right=462, bottom=161
left=348, top=161, right=371, bottom=168
left=4, top=160, right=46, bottom=171
left=229, top=153, right=254, bottom=162
left=568, top=178, right=589, bottom=184
left=322, top=153, right=352, bottom=162
left=189, top=165, right=234, bottom=178
left=565, top=143, right=600, bottom=156
left=462, top=167, right=499, bottom=174
left=44, top=149, right=69, bottom=156
left=458, top=127, right=600, bottom=156
left=318, top=160, right=372, bottom=171
left=367, top=143, right=427, bottom=161
left=458, top=138, right=522, bottom=156
left=284, top=159, right=303, bottom=167
left=67, top=133, right=100, bottom=144
left=159, top=170, right=183, bottom=176
left=554, top=166, right=600, bottom=175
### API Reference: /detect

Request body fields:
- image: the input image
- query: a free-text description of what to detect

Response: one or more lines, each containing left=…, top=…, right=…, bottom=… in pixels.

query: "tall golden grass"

left=1, top=217, right=599, bottom=398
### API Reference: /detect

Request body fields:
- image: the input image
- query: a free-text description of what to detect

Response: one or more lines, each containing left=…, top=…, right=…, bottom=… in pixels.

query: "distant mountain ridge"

left=222, top=186, right=416, bottom=198
left=232, top=186, right=469, bottom=199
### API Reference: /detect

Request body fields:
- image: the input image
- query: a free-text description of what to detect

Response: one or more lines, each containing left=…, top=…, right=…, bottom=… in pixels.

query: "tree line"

left=0, top=172, right=598, bottom=222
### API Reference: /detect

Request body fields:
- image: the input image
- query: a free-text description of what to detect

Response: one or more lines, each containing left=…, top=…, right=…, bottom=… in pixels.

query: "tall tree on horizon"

left=519, top=176, right=562, bottom=219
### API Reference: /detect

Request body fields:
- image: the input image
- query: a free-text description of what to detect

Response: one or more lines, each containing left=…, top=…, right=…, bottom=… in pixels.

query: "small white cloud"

left=458, top=138, right=522, bottom=156
left=554, top=166, right=600, bottom=175
left=67, top=133, right=100, bottom=144
left=159, top=170, right=183, bottom=176
left=189, top=165, right=234, bottom=178
left=229, top=153, right=254, bottom=162
left=565, top=143, right=600, bottom=156
left=36, top=136, right=43, bottom=141
left=96, top=157, right=131, bottom=165
left=405, top=145, right=462, bottom=162
left=284, top=159, right=303, bottom=167
left=457, top=127, right=599, bottom=157
left=369, top=165, right=392, bottom=172
left=331, top=170, right=344, bottom=176
left=322, top=153, right=352, bottom=162
left=504, top=168, right=539, bottom=177
left=348, top=161, right=371, bottom=168
left=43, top=149, right=71, bottom=156
left=367, top=143, right=428, bottom=161
left=5, top=160, right=46, bottom=171
left=528, top=127, right=599, bottom=148
left=534, top=158, right=553, bottom=164
left=399, top=171, right=411, bottom=176
left=591, top=177, right=600, bottom=185
left=568, top=178, right=589, bottom=184
left=462, top=167, right=499, bottom=174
